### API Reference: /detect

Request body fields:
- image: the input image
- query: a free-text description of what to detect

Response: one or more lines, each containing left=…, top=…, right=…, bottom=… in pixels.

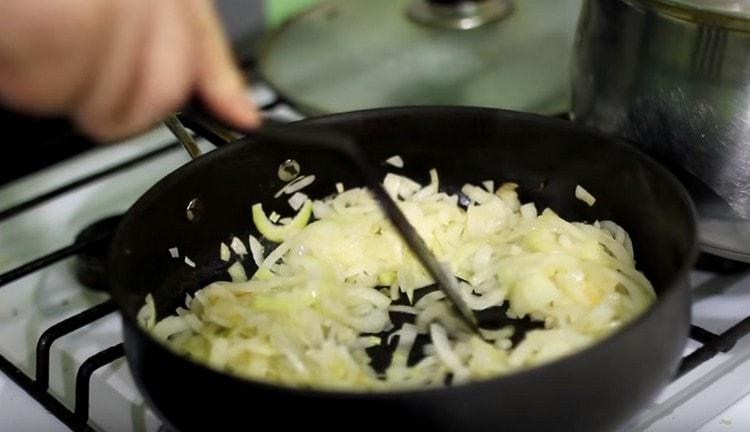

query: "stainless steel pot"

left=572, top=0, right=750, bottom=261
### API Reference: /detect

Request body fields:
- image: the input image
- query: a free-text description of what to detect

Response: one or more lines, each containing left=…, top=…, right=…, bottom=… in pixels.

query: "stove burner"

left=74, top=215, right=123, bottom=291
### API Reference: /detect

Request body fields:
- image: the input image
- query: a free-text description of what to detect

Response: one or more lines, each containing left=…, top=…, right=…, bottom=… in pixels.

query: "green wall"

left=266, top=0, right=321, bottom=27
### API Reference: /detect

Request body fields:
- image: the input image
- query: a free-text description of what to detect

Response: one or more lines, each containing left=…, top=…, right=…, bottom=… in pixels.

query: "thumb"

left=186, top=0, right=261, bottom=130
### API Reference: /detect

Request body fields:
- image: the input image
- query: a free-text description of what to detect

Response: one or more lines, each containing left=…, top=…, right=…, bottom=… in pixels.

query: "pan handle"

left=174, top=105, right=244, bottom=149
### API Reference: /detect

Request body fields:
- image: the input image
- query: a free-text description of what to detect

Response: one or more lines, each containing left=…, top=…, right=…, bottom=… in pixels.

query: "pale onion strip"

left=228, top=261, right=248, bottom=282
left=415, top=291, right=446, bottom=309
left=230, top=236, right=248, bottom=256
left=248, top=234, right=264, bottom=267
left=388, top=305, right=419, bottom=315
left=430, top=323, right=469, bottom=379
left=152, top=316, right=189, bottom=340
left=288, top=192, right=308, bottom=211
left=575, top=185, right=596, bottom=206
left=274, top=174, right=312, bottom=198
left=184, top=256, right=196, bottom=267
left=385, top=155, right=404, bottom=168
left=219, top=242, right=230, bottom=262
left=350, top=287, right=392, bottom=309
left=389, top=324, right=418, bottom=368
left=137, top=294, right=156, bottom=329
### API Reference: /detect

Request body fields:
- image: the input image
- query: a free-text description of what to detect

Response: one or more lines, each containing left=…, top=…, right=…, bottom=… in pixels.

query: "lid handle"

left=407, top=0, right=513, bottom=30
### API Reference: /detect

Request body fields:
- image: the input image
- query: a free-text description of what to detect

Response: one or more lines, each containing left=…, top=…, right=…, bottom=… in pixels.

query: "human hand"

left=0, top=0, right=261, bottom=141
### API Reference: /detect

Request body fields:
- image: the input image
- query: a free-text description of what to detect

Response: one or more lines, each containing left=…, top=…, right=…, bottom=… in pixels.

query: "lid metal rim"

left=627, top=0, right=750, bottom=31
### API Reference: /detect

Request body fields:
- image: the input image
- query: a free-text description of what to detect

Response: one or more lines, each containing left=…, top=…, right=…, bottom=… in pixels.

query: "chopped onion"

left=430, top=323, right=469, bottom=383
left=275, top=175, right=316, bottom=198
left=385, top=155, right=404, bottom=168
left=335, top=182, right=345, bottom=193
left=168, top=247, right=179, bottom=258
left=230, top=236, right=247, bottom=256
left=415, top=291, right=446, bottom=309
left=388, top=305, right=419, bottom=315
left=219, top=242, right=230, bottom=262
left=248, top=234, right=264, bottom=267
left=228, top=261, right=248, bottom=282
left=145, top=164, right=655, bottom=391
left=269, top=211, right=281, bottom=223
left=252, top=200, right=313, bottom=242
left=184, top=256, right=196, bottom=268
left=289, top=175, right=316, bottom=194
left=288, top=192, right=308, bottom=211
left=575, top=185, right=596, bottom=206
left=137, top=294, right=156, bottom=329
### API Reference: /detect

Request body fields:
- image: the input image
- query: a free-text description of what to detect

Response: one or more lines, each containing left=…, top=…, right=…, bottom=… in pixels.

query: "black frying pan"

left=109, top=106, right=697, bottom=432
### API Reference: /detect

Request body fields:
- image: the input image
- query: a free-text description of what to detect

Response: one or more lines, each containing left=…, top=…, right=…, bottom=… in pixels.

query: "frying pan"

left=109, top=106, right=697, bottom=432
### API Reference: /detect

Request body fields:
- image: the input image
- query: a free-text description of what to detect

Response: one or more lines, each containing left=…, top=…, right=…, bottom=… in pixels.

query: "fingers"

left=0, top=0, right=259, bottom=142
left=76, top=0, right=259, bottom=141
left=69, top=0, right=151, bottom=140
left=0, top=0, right=113, bottom=113
left=74, top=0, right=195, bottom=141
left=185, top=0, right=261, bottom=131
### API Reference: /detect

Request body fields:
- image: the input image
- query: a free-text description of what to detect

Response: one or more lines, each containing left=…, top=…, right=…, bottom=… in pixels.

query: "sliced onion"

left=219, top=242, right=230, bottom=262
left=385, top=155, right=404, bottom=168
left=228, top=261, right=248, bottom=282
left=248, top=234, right=264, bottom=267
left=288, top=192, right=308, bottom=211
left=230, top=236, right=247, bottom=256
left=252, top=200, right=313, bottom=243
left=575, top=184, right=596, bottom=206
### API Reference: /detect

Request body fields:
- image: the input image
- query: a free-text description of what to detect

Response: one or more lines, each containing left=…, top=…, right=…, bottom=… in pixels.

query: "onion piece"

left=248, top=234, right=264, bottom=267
left=275, top=175, right=316, bottom=198
left=252, top=200, right=313, bottom=242
left=228, top=261, right=248, bottom=282
left=288, top=192, right=308, bottom=211
left=385, top=155, right=404, bottom=168
left=430, top=323, right=470, bottom=383
left=168, top=247, right=179, bottom=258
left=575, top=185, right=596, bottom=206
left=230, top=237, right=247, bottom=256
left=137, top=293, right=156, bottom=329
left=219, top=242, right=230, bottom=262
left=388, top=305, right=419, bottom=315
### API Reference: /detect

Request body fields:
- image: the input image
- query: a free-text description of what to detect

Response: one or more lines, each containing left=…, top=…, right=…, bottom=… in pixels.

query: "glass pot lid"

left=258, top=0, right=581, bottom=115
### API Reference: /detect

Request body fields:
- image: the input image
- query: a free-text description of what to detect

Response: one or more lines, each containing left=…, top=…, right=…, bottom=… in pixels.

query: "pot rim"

left=627, top=0, right=750, bottom=31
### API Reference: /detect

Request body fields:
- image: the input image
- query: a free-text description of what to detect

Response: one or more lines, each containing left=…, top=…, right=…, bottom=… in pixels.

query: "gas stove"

left=0, top=82, right=749, bottom=432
